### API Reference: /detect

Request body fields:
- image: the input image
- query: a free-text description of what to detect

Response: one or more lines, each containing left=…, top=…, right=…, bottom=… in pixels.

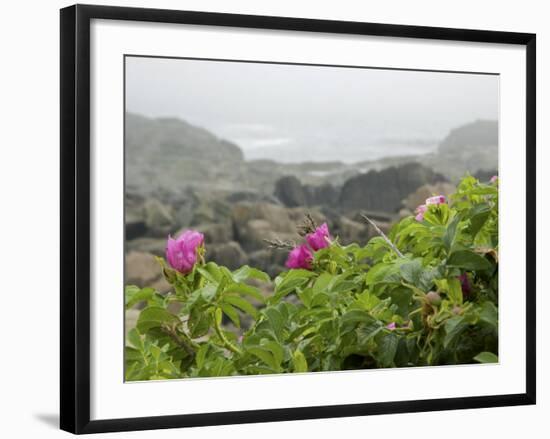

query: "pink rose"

left=490, top=175, right=498, bottom=184
left=165, top=230, right=204, bottom=274
left=386, top=322, right=397, bottom=330
left=306, top=223, right=331, bottom=251
left=285, top=244, right=313, bottom=270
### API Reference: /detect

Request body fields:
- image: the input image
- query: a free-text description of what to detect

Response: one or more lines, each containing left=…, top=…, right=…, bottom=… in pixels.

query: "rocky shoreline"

left=124, top=113, right=497, bottom=291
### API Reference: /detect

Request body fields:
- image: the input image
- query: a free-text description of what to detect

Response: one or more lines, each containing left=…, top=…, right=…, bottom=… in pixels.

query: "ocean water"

left=213, top=122, right=440, bottom=164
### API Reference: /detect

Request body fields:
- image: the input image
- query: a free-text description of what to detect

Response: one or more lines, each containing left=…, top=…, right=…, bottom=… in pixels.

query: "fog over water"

left=126, top=56, right=499, bottom=163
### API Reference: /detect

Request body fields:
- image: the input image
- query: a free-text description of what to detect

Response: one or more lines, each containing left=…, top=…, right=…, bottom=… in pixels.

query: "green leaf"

left=447, top=277, right=463, bottom=305
left=474, top=352, right=498, bottom=363
left=297, top=287, right=314, bottom=308
left=443, top=215, right=461, bottom=251
left=225, top=282, right=265, bottom=303
left=340, top=310, right=375, bottom=333
left=312, top=273, right=333, bottom=294
left=188, top=307, right=211, bottom=338
left=400, top=259, right=423, bottom=286
left=292, top=350, right=308, bottom=373
left=261, top=340, right=284, bottom=367
left=125, top=286, right=161, bottom=309
left=223, top=295, right=258, bottom=319
left=125, top=346, right=142, bottom=362
left=263, top=307, right=286, bottom=341
left=248, top=346, right=280, bottom=371
left=356, top=290, right=381, bottom=311
left=195, top=284, right=218, bottom=303
left=127, top=328, right=143, bottom=350
left=196, top=262, right=223, bottom=283
left=136, top=306, right=179, bottom=333
left=447, top=250, right=492, bottom=271
left=195, top=344, right=209, bottom=369
left=330, top=280, right=357, bottom=294
left=444, top=315, right=468, bottom=348
left=220, top=303, right=240, bottom=328
left=479, top=301, right=498, bottom=329
left=469, top=209, right=491, bottom=238
left=310, top=292, right=330, bottom=308
left=357, top=320, right=383, bottom=343
left=232, top=265, right=270, bottom=283
left=272, top=270, right=315, bottom=302
left=377, top=332, right=398, bottom=367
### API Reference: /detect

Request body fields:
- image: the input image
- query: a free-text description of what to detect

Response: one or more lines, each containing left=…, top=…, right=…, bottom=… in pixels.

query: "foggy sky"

left=125, top=56, right=498, bottom=162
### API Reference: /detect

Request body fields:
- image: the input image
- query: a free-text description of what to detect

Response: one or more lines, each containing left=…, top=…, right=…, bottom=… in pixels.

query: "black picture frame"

left=60, top=4, right=536, bottom=434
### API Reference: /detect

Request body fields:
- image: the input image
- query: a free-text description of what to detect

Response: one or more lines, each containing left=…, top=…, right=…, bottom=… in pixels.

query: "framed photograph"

left=60, top=4, right=536, bottom=434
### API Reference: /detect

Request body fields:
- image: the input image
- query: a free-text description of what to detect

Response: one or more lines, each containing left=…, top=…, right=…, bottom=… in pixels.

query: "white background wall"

left=0, top=0, right=546, bottom=437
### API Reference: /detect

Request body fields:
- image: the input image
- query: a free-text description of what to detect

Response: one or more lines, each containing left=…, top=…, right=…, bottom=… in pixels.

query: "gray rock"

left=274, top=175, right=307, bottom=207
left=143, top=198, right=174, bottom=236
left=125, top=193, right=147, bottom=240
left=332, top=217, right=369, bottom=246
left=125, top=251, right=170, bottom=292
left=207, top=241, right=247, bottom=270
left=190, top=197, right=232, bottom=226
left=305, top=183, right=339, bottom=206
left=126, top=237, right=167, bottom=256
left=274, top=176, right=339, bottom=207
left=226, top=191, right=280, bottom=205
left=339, top=162, right=446, bottom=213
left=194, top=221, right=234, bottom=244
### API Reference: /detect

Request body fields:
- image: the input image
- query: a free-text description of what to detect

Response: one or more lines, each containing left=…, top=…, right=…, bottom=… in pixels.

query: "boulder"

left=125, top=193, right=147, bottom=240
left=207, top=241, right=248, bottom=270
left=274, top=176, right=339, bottom=208
left=200, top=221, right=234, bottom=244
left=287, top=207, right=326, bottom=226
left=126, top=237, right=167, bottom=256
left=125, top=251, right=170, bottom=292
left=249, top=248, right=288, bottom=278
left=226, top=191, right=280, bottom=205
left=274, top=175, right=307, bottom=207
left=332, top=217, right=369, bottom=246
left=305, top=183, right=339, bottom=206
left=190, top=197, right=232, bottom=226
left=143, top=198, right=174, bottom=236
left=339, top=162, right=447, bottom=213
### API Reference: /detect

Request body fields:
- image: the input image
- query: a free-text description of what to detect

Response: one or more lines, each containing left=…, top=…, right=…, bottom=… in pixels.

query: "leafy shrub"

left=125, top=175, right=498, bottom=381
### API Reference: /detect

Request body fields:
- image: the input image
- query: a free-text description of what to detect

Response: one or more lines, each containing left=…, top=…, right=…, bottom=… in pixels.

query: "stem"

left=361, top=213, right=405, bottom=258
left=214, top=315, right=243, bottom=355
left=161, top=325, right=196, bottom=358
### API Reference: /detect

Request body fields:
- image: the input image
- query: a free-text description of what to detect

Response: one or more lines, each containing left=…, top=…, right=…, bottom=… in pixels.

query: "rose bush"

left=125, top=175, right=498, bottom=380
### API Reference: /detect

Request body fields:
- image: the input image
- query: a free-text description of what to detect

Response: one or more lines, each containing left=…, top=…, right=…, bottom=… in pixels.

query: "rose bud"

left=458, top=273, right=472, bottom=298
left=386, top=322, right=397, bottom=330
left=285, top=244, right=314, bottom=270
left=166, top=230, right=204, bottom=274
left=415, top=204, right=427, bottom=222
left=306, top=222, right=331, bottom=251
left=425, top=195, right=447, bottom=206
left=452, top=306, right=463, bottom=315
left=490, top=175, right=498, bottom=184
left=426, top=291, right=442, bottom=306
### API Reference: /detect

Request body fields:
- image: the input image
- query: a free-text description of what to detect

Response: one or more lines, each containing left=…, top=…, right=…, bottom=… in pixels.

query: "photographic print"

left=124, top=56, right=499, bottom=381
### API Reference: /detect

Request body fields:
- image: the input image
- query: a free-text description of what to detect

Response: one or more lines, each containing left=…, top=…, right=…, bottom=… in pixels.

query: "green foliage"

left=125, top=175, right=498, bottom=380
